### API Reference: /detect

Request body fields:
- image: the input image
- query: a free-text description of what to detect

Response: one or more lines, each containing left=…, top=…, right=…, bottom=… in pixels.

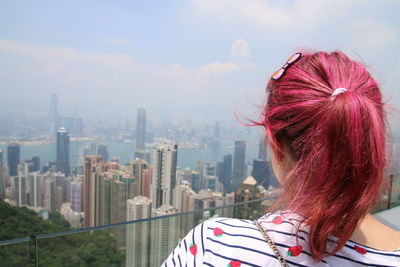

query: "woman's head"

left=260, top=51, right=387, bottom=261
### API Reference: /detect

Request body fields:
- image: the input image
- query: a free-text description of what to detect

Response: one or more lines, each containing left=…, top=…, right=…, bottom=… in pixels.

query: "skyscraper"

left=7, top=142, right=20, bottom=176
left=252, top=159, right=271, bottom=187
left=84, top=155, right=102, bottom=227
left=84, top=156, right=136, bottom=227
left=14, top=175, right=26, bottom=207
left=51, top=94, right=59, bottom=136
left=232, top=140, right=246, bottom=190
left=150, top=205, right=179, bottom=267
left=97, top=169, right=136, bottom=225
left=151, top=143, right=178, bottom=209
left=31, top=155, right=40, bottom=172
left=70, top=179, right=81, bottom=213
left=97, top=144, right=109, bottom=161
left=126, top=196, right=152, bottom=267
left=136, top=107, right=146, bottom=150
left=142, top=167, right=152, bottom=198
left=221, top=154, right=233, bottom=193
left=127, top=159, right=149, bottom=196
left=28, top=172, right=43, bottom=207
left=56, top=127, right=70, bottom=176
left=43, top=177, right=56, bottom=211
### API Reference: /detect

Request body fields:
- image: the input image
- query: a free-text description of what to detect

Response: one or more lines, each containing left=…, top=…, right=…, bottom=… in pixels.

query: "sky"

left=0, top=0, right=399, bottom=125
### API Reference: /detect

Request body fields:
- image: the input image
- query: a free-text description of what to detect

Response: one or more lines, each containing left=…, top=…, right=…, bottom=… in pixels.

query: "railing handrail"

left=0, top=197, right=272, bottom=246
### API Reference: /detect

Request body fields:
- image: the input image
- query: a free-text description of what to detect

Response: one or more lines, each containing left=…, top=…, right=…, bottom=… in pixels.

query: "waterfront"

left=0, top=137, right=260, bottom=170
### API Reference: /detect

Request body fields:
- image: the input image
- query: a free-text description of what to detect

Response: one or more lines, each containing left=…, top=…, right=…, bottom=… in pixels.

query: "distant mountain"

left=0, top=200, right=124, bottom=266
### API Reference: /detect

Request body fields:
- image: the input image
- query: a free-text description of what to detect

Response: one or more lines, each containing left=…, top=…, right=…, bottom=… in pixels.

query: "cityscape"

left=0, top=94, right=285, bottom=266
left=1, top=1, right=400, bottom=266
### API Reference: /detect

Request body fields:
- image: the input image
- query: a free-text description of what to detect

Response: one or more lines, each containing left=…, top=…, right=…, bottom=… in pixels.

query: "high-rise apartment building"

left=127, top=159, right=149, bottom=197
left=84, top=156, right=136, bottom=227
left=136, top=107, right=146, bottom=150
left=151, top=143, right=178, bottom=209
left=70, top=179, right=81, bottom=213
left=150, top=205, right=179, bottom=267
left=7, top=142, right=20, bottom=176
left=43, top=177, right=56, bottom=211
left=13, top=175, right=26, bottom=207
left=126, top=196, right=152, bottom=267
left=199, top=162, right=215, bottom=190
left=191, top=171, right=200, bottom=193
left=172, top=182, right=199, bottom=213
left=28, top=172, right=43, bottom=207
left=232, top=140, right=246, bottom=190
left=173, top=182, right=202, bottom=236
left=97, top=169, right=136, bottom=225
left=142, top=167, right=152, bottom=198
left=84, top=155, right=102, bottom=227
left=56, top=127, right=70, bottom=176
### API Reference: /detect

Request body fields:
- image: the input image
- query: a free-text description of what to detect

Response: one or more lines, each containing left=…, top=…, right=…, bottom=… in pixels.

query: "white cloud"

left=231, top=39, right=251, bottom=59
left=0, top=39, right=136, bottom=69
left=346, top=20, right=397, bottom=48
left=105, top=37, right=128, bottom=44
left=199, top=61, right=239, bottom=75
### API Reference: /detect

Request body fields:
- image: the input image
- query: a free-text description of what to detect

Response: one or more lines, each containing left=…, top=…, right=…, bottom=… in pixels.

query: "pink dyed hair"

left=260, top=51, right=386, bottom=261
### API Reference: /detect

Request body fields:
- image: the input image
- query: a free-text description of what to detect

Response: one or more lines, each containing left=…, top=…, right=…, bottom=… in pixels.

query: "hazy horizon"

left=1, top=1, right=399, bottom=124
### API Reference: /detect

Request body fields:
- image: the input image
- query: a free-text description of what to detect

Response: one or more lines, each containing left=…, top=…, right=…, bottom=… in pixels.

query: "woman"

left=163, top=51, right=400, bottom=266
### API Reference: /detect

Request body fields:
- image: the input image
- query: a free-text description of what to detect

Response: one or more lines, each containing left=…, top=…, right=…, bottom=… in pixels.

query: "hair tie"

left=331, top=88, right=347, bottom=100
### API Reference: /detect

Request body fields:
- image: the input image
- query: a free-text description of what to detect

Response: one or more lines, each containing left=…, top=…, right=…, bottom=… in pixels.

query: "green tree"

left=0, top=200, right=124, bottom=266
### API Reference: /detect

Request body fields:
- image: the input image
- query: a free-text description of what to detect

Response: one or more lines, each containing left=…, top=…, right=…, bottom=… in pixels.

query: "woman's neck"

left=350, top=213, right=400, bottom=251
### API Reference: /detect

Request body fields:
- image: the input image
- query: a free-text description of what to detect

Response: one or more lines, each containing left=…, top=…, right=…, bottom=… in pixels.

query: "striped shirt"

left=163, top=210, right=400, bottom=266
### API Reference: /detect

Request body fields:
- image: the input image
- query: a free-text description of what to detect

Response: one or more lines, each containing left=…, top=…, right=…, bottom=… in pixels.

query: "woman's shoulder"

left=255, top=210, right=400, bottom=266
left=167, top=212, right=400, bottom=266
left=198, top=216, right=292, bottom=266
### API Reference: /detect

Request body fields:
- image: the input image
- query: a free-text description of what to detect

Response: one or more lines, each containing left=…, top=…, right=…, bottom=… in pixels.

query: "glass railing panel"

left=3, top=193, right=399, bottom=266
left=36, top=228, right=124, bottom=266
left=34, top=198, right=272, bottom=266
left=389, top=173, right=400, bottom=208
left=0, top=238, right=33, bottom=267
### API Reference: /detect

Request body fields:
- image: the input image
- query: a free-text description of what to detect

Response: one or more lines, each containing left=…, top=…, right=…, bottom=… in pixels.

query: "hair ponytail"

left=261, top=51, right=386, bottom=261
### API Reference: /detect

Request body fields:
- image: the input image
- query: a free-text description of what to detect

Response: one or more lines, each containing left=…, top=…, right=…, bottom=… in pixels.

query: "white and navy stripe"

left=163, top=211, right=400, bottom=266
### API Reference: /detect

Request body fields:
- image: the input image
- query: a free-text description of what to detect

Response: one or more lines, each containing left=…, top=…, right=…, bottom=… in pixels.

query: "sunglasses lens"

left=287, top=53, right=301, bottom=64
left=271, top=68, right=285, bottom=80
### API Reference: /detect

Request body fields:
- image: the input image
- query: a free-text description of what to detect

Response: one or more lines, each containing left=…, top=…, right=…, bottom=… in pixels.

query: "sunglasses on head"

left=271, top=52, right=302, bottom=81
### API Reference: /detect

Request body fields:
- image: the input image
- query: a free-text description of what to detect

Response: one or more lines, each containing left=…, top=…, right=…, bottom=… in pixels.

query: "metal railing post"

left=387, top=174, right=394, bottom=210
left=29, top=234, right=38, bottom=267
